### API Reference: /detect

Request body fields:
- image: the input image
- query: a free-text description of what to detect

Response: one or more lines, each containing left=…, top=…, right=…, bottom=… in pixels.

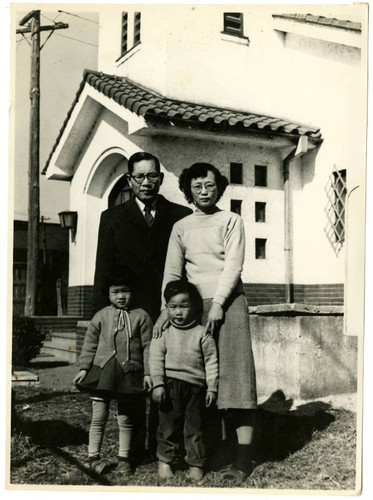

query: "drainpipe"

left=283, top=136, right=309, bottom=303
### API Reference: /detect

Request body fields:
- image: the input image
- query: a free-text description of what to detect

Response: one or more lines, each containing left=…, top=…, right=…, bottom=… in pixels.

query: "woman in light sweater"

left=154, top=163, right=257, bottom=483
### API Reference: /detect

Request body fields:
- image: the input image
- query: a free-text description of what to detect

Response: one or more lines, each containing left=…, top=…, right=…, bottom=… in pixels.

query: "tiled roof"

left=272, top=13, right=362, bottom=32
left=43, top=70, right=322, bottom=174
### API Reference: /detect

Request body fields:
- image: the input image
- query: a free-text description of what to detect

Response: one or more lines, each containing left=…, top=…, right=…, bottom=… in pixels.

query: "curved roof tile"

left=43, top=70, right=322, bottom=173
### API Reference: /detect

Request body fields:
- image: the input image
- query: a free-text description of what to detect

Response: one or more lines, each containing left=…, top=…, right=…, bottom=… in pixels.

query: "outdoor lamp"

left=58, top=211, right=78, bottom=242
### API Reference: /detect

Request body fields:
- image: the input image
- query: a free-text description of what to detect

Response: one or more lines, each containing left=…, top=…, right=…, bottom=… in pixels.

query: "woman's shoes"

left=158, top=461, right=174, bottom=479
left=221, top=467, right=248, bottom=484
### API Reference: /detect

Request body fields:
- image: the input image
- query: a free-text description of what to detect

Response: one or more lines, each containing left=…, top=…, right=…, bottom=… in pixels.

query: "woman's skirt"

left=203, top=291, right=257, bottom=410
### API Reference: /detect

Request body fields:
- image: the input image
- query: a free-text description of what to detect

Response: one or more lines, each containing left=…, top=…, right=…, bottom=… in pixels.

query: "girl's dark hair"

left=164, top=280, right=203, bottom=317
left=179, top=163, right=229, bottom=204
left=106, top=274, right=131, bottom=290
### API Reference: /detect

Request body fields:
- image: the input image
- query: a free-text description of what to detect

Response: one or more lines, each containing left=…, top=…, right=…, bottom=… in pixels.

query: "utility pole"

left=17, top=11, right=68, bottom=316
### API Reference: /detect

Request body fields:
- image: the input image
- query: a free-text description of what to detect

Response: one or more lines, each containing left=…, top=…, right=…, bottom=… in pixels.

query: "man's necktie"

left=144, top=205, right=155, bottom=227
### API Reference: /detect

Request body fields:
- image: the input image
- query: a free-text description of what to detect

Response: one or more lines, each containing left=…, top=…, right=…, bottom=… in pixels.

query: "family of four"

left=73, top=151, right=257, bottom=484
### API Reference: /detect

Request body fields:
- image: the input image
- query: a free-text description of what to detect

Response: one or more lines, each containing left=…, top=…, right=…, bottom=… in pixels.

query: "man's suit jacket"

left=93, top=195, right=192, bottom=321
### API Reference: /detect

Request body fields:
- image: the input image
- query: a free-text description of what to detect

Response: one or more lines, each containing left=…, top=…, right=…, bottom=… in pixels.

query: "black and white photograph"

left=5, top=1, right=369, bottom=495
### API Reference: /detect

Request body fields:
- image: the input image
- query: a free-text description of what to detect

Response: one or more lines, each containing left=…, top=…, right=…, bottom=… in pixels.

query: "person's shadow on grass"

left=205, top=390, right=336, bottom=470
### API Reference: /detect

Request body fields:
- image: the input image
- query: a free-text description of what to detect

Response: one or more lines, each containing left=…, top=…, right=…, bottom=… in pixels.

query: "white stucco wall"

left=96, top=5, right=366, bottom=295
left=67, top=104, right=290, bottom=287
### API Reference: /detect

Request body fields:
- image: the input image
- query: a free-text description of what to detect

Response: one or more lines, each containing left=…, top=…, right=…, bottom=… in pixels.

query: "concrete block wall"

left=250, top=306, right=357, bottom=400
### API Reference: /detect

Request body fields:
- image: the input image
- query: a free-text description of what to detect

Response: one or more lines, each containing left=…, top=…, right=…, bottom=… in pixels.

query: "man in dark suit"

left=92, top=151, right=192, bottom=460
left=93, top=151, right=192, bottom=319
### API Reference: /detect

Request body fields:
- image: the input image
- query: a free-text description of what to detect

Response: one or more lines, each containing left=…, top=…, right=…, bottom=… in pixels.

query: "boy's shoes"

left=188, top=466, right=204, bottom=482
left=158, top=461, right=174, bottom=479
left=116, top=457, right=132, bottom=475
left=88, top=456, right=109, bottom=475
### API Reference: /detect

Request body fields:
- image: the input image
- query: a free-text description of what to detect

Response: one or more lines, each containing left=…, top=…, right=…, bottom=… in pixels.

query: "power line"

left=54, top=32, right=98, bottom=47
left=57, top=10, right=99, bottom=24
left=40, top=13, right=57, bottom=23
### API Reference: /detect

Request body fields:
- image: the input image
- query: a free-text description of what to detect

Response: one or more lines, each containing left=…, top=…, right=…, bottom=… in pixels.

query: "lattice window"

left=325, top=168, right=347, bottom=254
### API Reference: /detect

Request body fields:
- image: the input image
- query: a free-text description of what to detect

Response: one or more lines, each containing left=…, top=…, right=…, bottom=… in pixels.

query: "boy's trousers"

left=157, top=378, right=206, bottom=468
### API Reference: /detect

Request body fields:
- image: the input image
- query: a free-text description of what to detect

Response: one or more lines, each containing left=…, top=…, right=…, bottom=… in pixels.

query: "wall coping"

left=77, top=320, right=91, bottom=327
left=248, top=303, right=344, bottom=316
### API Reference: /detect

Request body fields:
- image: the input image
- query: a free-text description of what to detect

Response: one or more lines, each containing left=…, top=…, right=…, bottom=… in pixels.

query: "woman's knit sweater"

left=162, top=208, right=245, bottom=307
left=149, top=321, right=218, bottom=392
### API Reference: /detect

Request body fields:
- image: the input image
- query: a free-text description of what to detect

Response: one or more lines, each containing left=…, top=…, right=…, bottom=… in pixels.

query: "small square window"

left=231, top=199, right=242, bottom=215
left=255, top=202, right=266, bottom=222
left=255, top=238, right=266, bottom=259
left=223, top=13, right=243, bottom=37
left=230, top=163, right=243, bottom=184
left=255, top=165, right=267, bottom=187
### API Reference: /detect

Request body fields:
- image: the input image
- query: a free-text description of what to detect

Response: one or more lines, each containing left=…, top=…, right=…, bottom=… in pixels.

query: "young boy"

left=74, top=275, right=153, bottom=476
left=149, top=280, right=218, bottom=481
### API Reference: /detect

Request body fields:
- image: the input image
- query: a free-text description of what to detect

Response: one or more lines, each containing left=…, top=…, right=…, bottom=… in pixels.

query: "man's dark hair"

left=128, top=151, right=161, bottom=174
left=106, top=273, right=131, bottom=291
left=164, top=280, right=203, bottom=317
left=179, top=163, right=229, bottom=204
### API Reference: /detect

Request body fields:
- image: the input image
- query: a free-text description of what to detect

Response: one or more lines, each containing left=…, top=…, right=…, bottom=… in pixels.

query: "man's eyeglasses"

left=128, top=173, right=161, bottom=184
left=191, top=183, right=217, bottom=194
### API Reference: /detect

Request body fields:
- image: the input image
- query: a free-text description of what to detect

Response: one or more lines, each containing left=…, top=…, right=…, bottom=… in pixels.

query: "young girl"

left=154, top=163, right=257, bottom=483
left=74, top=275, right=153, bottom=476
left=150, top=280, right=218, bottom=481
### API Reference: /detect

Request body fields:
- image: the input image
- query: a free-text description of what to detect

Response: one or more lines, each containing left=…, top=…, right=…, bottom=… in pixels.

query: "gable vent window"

left=230, top=162, right=243, bottom=184
left=134, top=12, right=141, bottom=46
left=121, top=12, right=128, bottom=55
left=231, top=199, right=242, bottom=216
left=223, top=13, right=244, bottom=37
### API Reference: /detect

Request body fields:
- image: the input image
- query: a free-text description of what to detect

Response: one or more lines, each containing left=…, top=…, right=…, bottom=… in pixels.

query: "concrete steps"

left=31, top=316, right=82, bottom=364
left=41, top=331, right=78, bottom=363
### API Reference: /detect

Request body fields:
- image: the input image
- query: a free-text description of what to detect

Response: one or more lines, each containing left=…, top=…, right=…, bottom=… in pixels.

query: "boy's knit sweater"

left=149, top=320, right=218, bottom=392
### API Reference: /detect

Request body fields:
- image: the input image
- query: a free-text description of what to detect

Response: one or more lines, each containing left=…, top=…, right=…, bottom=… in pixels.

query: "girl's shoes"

left=188, top=466, right=204, bottom=482
left=116, top=457, right=132, bottom=475
left=88, top=456, right=109, bottom=475
left=158, top=461, right=174, bottom=479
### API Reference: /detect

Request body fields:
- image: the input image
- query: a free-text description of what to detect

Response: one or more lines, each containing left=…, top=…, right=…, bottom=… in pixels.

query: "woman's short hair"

left=164, top=280, right=203, bottom=317
left=179, top=163, right=229, bottom=203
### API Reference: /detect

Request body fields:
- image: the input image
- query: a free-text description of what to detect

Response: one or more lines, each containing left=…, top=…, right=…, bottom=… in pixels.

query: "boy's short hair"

left=106, top=274, right=131, bottom=290
left=164, top=280, right=203, bottom=316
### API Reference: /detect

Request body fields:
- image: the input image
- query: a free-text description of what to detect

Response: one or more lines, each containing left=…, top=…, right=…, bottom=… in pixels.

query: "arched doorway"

left=108, top=174, right=133, bottom=208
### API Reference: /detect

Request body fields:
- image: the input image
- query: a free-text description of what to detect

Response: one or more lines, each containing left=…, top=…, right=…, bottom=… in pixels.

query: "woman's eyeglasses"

left=128, top=173, right=161, bottom=184
left=191, top=183, right=217, bottom=194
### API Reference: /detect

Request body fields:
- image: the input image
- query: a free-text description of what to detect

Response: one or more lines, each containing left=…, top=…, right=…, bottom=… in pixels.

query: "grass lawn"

left=9, top=386, right=357, bottom=491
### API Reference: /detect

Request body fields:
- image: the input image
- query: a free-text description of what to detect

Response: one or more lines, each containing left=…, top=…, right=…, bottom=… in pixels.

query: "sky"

left=11, top=5, right=99, bottom=223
